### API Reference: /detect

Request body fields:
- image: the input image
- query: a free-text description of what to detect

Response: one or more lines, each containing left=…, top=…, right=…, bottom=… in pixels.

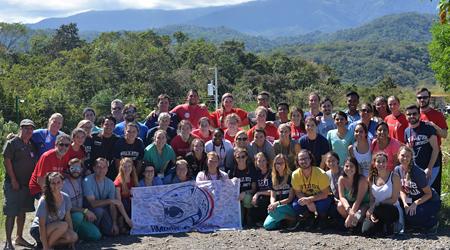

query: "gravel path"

left=7, top=226, right=449, bottom=249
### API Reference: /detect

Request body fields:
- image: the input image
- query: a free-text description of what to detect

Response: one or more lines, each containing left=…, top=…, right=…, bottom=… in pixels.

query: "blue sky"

left=0, top=0, right=253, bottom=23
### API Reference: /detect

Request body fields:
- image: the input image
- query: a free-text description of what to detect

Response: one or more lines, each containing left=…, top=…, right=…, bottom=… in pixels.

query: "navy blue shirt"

left=404, top=121, right=437, bottom=170
left=254, top=170, right=272, bottom=192
left=394, top=164, right=439, bottom=202
left=299, top=134, right=330, bottom=166
left=113, top=137, right=144, bottom=163
left=229, top=166, right=256, bottom=193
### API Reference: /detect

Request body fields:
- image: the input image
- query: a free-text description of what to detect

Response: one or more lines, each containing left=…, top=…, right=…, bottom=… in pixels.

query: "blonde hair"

left=116, top=157, right=138, bottom=193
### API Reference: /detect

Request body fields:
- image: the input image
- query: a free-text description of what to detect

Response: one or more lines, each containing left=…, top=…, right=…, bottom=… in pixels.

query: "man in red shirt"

left=384, top=95, right=408, bottom=143
left=29, top=133, right=72, bottom=196
left=416, top=87, right=448, bottom=195
left=170, top=89, right=210, bottom=129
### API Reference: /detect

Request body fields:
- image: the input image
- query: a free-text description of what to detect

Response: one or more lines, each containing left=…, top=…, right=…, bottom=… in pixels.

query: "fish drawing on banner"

left=158, top=185, right=214, bottom=227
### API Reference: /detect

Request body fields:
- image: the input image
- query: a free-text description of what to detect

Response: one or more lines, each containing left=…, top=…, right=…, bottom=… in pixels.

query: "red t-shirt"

left=114, top=178, right=135, bottom=199
left=224, top=128, right=242, bottom=145
left=420, top=108, right=448, bottom=146
left=247, top=124, right=279, bottom=144
left=29, top=149, right=69, bottom=195
left=191, top=129, right=213, bottom=142
left=290, top=123, right=306, bottom=141
left=209, top=108, right=248, bottom=129
left=170, top=104, right=210, bottom=129
left=371, top=138, right=402, bottom=171
left=384, top=113, right=408, bottom=143
left=170, top=135, right=194, bottom=157
left=63, top=145, right=86, bottom=163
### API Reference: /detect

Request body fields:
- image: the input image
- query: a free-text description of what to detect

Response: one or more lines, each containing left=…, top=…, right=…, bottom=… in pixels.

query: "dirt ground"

left=5, top=224, right=450, bottom=249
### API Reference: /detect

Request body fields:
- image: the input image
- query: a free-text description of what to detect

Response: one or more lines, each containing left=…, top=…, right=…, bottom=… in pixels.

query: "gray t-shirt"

left=31, top=192, right=72, bottom=228
left=317, top=117, right=337, bottom=138
left=62, top=178, right=83, bottom=209
left=82, top=174, right=115, bottom=201
left=2, top=136, right=37, bottom=185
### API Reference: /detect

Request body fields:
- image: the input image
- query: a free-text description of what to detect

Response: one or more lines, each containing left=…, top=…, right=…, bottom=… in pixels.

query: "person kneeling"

left=63, top=158, right=101, bottom=241
left=337, top=157, right=369, bottom=232
left=395, top=146, right=441, bottom=233
left=263, top=154, right=297, bottom=230
left=30, top=172, right=78, bottom=249
left=83, top=158, right=132, bottom=236
left=114, top=157, right=138, bottom=234
left=291, top=150, right=332, bottom=230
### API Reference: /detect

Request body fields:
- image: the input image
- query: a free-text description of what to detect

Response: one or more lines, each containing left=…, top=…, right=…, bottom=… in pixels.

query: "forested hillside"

left=0, top=24, right=345, bottom=130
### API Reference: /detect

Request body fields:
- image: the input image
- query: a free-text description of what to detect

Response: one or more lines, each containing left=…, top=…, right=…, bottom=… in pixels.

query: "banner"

left=130, top=179, right=242, bottom=235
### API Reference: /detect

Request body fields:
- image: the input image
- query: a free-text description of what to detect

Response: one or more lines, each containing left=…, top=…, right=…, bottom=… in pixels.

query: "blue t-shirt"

left=347, top=120, right=378, bottom=143
left=394, top=164, right=439, bottom=202
left=114, top=121, right=149, bottom=140
left=31, top=192, right=71, bottom=228
left=346, top=111, right=361, bottom=124
left=32, top=129, right=61, bottom=158
left=317, top=117, right=336, bottom=138
left=304, top=111, right=323, bottom=120
left=138, top=177, right=163, bottom=187
left=404, top=121, right=437, bottom=170
left=299, top=134, right=330, bottom=166
left=82, top=174, right=116, bottom=200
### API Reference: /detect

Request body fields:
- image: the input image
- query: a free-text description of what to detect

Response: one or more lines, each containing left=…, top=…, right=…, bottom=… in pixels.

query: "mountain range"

left=28, top=0, right=437, bottom=37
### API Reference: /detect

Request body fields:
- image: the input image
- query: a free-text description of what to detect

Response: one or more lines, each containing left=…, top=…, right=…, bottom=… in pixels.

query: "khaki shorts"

left=3, top=181, right=35, bottom=216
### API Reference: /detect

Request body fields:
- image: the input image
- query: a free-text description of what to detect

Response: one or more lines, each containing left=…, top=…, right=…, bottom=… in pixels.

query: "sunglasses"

left=236, top=137, right=248, bottom=141
left=236, top=155, right=247, bottom=159
left=416, top=96, right=429, bottom=100
left=58, top=143, right=70, bottom=147
left=112, top=107, right=122, bottom=111
left=406, top=112, right=418, bottom=116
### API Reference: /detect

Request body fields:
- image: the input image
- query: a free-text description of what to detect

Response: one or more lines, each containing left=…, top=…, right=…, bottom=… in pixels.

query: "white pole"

left=214, top=66, right=218, bottom=110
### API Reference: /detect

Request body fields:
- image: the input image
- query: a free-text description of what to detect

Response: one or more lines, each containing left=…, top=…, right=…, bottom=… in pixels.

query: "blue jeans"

left=292, top=195, right=332, bottom=217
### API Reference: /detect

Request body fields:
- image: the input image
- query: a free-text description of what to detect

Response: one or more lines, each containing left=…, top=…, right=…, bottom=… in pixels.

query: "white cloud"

left=0, top=0, right=254, bottom=23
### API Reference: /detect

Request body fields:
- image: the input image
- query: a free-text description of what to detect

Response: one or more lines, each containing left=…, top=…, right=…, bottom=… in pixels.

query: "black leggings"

left=249, top=195, right=270, bottom=223
left=362, top=203, right=399, bottom=236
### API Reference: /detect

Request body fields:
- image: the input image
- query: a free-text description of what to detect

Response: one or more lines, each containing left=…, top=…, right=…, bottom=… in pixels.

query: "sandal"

left=14, top=237, right=34, bottom=248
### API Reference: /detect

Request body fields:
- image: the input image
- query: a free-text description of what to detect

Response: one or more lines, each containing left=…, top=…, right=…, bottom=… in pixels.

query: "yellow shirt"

left=291, top=166, right=330, bottom=196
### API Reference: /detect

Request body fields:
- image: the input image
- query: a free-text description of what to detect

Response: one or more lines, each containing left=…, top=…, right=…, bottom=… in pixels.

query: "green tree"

left=429, top=23, right=450, bottom=91
left=48, top=23, right=84, bottom=56
left=0, top=22, right=28, bottom=52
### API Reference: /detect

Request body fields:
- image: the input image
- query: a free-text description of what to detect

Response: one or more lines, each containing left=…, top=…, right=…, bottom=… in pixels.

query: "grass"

left=438, top=116, right=450, bottom=228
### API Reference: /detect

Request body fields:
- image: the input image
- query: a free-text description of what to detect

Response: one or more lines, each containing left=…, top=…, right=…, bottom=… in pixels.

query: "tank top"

left=352, top=140, right=371, bottom=177
left=371, top=172, right=399, bottom=207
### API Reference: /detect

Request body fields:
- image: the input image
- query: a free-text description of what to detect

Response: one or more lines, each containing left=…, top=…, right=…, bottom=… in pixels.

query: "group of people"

left=2, top=87, right=446, bottom=249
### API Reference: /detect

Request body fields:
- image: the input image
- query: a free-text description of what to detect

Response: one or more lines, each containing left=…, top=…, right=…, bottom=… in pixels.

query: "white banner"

left=130, top=179, right=242, bottom=235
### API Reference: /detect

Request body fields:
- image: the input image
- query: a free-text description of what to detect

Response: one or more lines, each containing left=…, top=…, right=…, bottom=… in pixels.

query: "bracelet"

left=83, top=208, right=88, bottom=215
left=278, top=201, right=281, bottom=206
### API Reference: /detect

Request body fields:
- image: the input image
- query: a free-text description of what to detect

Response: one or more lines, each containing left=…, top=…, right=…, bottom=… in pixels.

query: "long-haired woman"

left=196, top=152, right=229, bottom=181
left=263, top=154, right=297, bottom=230
left=362, top=152, right=402, bottom=236
left=337, top=157, right=369, bottom=230
left=114, top=157, right=137, bottom=234
left=30, top=172, right=78, bottom=250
